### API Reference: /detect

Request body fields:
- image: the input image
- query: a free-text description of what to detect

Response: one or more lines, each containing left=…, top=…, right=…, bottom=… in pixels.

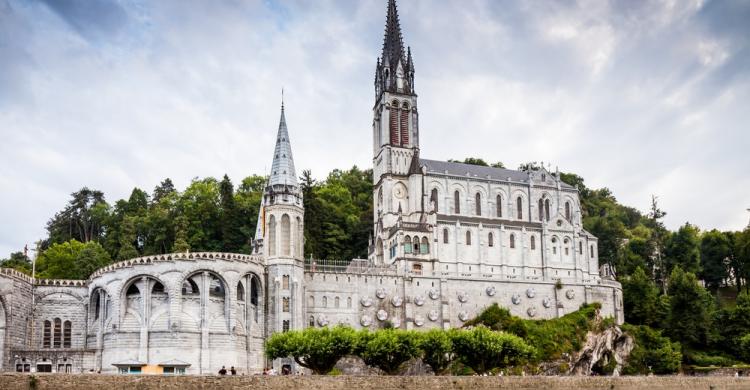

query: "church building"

left=0, top=0, right=622, bottom=375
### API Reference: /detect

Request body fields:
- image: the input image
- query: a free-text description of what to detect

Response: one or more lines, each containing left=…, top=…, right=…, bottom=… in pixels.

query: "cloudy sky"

left=1, top=0, right=749, bottom=257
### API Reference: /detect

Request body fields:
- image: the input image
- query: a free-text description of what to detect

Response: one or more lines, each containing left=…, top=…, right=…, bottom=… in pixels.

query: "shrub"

left=265, top=326, right=355, bottom=375
left=451, top=326, right=534, bottom=375
left=418, top=328, right=455, bottom=375
left=355, top=329, right=420, bottom=375
left=741, top=334, right=750, bottom=363
left=621, top=324, right=681, bottom=375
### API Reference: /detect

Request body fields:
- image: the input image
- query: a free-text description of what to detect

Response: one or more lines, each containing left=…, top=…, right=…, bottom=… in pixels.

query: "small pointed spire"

left=267, top=98, right=297, bottom=187
left=382, top=0, right=406, bottom=71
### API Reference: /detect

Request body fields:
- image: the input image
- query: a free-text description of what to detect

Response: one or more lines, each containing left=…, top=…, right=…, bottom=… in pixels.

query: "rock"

left=570, top=325, right=634, bottom=376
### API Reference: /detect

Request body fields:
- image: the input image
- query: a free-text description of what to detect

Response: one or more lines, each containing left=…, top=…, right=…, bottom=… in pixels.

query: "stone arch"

left=182, top=270, right=231, bottom=331
left=238, top=272, right=263, bottom=327
left=120, top=274, right=169, bottom=329
left=281, top=214, right=291, bottom=256
left=268, top=215, right=277, bottom=256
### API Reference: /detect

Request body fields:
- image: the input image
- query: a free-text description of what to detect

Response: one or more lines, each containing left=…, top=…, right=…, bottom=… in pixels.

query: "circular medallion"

left=565, top=289, right=575, bottom=300
left=511, top=294, right=522, bottom=305
left=428, top=310, right=439, bottom=322
left=360, top=315, right=372, bottom=327
left=457, top=291, right=468, bottom=303
left=486, top=286, right=496, bottom=297
left=527, top=307, right=537, bottom=318
left=458, top=311, right=469, bottom=322
left=391, top=295, right=403, bottom=307
left=526, top=288, right=536, bottom=298
left=429, top=288, right=440, bottom=300
left=414, top=295, right=425, bottom=306
left=360, top=297, right=373, bottom=307
left=376, top=288, right=387, bottom=299
left=377, top=309, right=388, bottom=321
left=414, top=315, right=425, bottom=327
left=542, top=297, right=552, bottom=308
left=317, top=315, right=329, bottom=326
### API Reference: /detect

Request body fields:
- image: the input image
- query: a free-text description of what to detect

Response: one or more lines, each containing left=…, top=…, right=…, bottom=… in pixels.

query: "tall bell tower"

left=256, top=99, right=304, bottom=370
left=371, top=0, right=424, bottom=265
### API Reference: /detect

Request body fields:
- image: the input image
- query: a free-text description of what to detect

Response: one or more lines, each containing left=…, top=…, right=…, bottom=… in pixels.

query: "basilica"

left=0, top=0, right=622, bottom=375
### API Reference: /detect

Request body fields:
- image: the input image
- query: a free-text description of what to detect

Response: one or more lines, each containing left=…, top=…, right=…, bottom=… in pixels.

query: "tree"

left=451, top=326, right=533, bottom=375
left=621, top=324, right=681, bottom=375
left=666, top=267, right=716, bottom=349
left=36, top=240, right=111, bottom=280
left=117, top=216, right=140, bottom=260
left=664, top=223, right=701, bottom=276
left=0, top=251, right=32, bottom=274
left=152, top=178, right=176, bottom=203
left=418, top=328, right=455, bottom=375
left=700, top=230, right=731, bottom=292
left=44, top=187, right=110, bottom=247
left=622, top=267, right=664, bottom=327
left=172, top=215, right=191, bottom=253
left=354, top=329, right=421, bottom=375
left=734, top=228, right=750, bottom=293
left=219, top=174, right=247, bottom=252
left=265, top=326, right=355, bottom=375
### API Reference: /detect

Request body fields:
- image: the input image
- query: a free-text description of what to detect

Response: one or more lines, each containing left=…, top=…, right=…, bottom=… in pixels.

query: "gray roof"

left=420, top=158, right=575, bottom=189
left=268, top=104, right=297, bottom=187
left=420, top=158, right=529, bottom=182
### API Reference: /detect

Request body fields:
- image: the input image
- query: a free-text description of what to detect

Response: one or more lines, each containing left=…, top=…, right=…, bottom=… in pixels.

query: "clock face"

left=393, top=185, right=406, bottom=199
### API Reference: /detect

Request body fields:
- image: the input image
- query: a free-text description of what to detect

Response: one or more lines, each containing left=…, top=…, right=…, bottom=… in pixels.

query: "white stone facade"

left=0, top=0, right=622, bottom=375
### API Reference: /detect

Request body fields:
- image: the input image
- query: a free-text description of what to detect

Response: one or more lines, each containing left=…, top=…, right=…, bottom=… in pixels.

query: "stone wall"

left=2, top=373, right=750, bottom=390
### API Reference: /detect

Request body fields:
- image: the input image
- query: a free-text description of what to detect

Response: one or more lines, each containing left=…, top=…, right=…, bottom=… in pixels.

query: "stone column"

left=200, top=272, right=209, bottom=374
left=138, top=277, right=151, bottom=363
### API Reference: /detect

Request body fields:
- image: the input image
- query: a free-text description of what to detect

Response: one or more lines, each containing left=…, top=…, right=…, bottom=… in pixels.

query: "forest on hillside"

left=3, top=158, right=750, bottom=368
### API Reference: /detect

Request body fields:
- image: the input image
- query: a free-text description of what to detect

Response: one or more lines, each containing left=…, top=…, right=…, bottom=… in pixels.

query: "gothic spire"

left=268, top=100, right=297, bottom=187
left=382, top=0, right=405, bottom=69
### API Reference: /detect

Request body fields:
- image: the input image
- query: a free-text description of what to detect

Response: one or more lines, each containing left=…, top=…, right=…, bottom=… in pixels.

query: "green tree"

left=418, top=328, right=455, bottom=375
left=0, top=251, right=32, bottom=274
left=152, top=178, right=176, bottom=203
left=664, top=223, right=701, bottom=276
left=44, top=188, right=110, bottom=247
left=451, top=326, right=533, bottom=375
left=172, top=215, right=191, bottom=253
left=716, top=292, right=750, bottom=359
left=36, top=240, right=111, bottom=279
left=354, top=329, right=421, bottom=375
left=178, top=177, right=222, bottom=251
left=666, top=267, right=716, bottom=349
left=622, top=267, right=664, bottom=327
left=117, top=216, right=140, bottom=260
left=265, top=326, right=355, bottom=375
left=219, top=174, right=247, bottom=252
left=734, top=228, right=750, bottom=293
left=621, top=324, right=681, bottom=375
left=700, top=230, right=731, bottom=292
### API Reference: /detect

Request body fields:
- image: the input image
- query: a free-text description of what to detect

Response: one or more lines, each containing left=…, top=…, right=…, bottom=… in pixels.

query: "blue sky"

left=1, top=0, right=749, bottom=257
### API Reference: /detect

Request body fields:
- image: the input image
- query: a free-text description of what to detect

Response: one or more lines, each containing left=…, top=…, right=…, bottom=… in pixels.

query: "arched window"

left=53, top=318, right=62, bottom=348
left=538, top=199, right=544, bottom=221
left=151, top=282, right=165, bottom=294
left=335, top=296, right=340, bottom=308
left=268, top=215, right=277, bottom=256
left=544, top=199, right=550, bottom=221
left=309, top=316, right=315, bottom=327
left=322, top=296, right=328, bottom=308
left=590, top=245, right=595, bottom=257
left=413, top=235, right=420, bottom=254
left=43, top=320, right=51, bottom=348
left=63, top=320, right=71, bottom=348
left=250, top=275, right=260, bottom=306
left=282, top=275, right=290, bottom=290
left=237, top=281, right=245, bottom=301
left=404, top=236, right=412, bottom=254
left=431, top=188, right=439, bottom=213
left=510, top=234, right=516, bottom=249
left=466, top=231, right=472, bottom=245
left=475, top=193, right=482, bottom=216
left=443, top=228, right=449, bottom=244
left=579, top=242, right=583, bottom=255
left=389, top=105, right=399, bottom=145
left=530, top=236, right=536, bottom=250
left=488, top=232, right=494, bottom=247
left=421, top=237, right=429, bottom=254
left=347, top=297, right=352, bottom=308
left=496, top=195, right=502, bottom=217
left=282, top=297, right=290, bottom=313
left=400, top=103, right=410, bottom=146
left=182, top=278, right=199, bottom=295
left=516, top=197, right=523, bottom=219
left=454, top=191, right=461, bottom=214
left=564, top=238, right=570, bottom=256
left=565, top=202, right=571, bottom=221
left=281, top=214, right=291, bottom=256
left=208, top=274, right=225, bottom=298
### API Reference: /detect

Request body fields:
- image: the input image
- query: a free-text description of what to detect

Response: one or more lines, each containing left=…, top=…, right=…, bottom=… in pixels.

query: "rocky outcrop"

left=570, top=326, right=634, bottom=376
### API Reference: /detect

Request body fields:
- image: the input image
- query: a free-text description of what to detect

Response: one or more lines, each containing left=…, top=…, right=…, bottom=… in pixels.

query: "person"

left=230, top=366, right=237, bottom=375
left=218, top=366, right=227, bottom=376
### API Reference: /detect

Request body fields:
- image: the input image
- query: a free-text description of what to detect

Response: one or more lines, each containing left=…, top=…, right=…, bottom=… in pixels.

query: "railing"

left=0, top=267, right=34, bottom=283
left=304, top=258, right=398, bottom=275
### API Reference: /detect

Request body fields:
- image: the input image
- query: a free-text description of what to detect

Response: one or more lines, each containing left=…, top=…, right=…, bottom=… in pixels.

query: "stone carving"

left=391, top=295, right=403, bottom=307
left=511, top=294, right=521, bottom=305
left=414, top=315, right=425, bottom=327
left=413, top=295, right=425, bottom=306
left=542, top=297, right=553, bottom=308
left=428, top=310, right=439, bottom=322
left=566, top=289, right=576, bottom=300
left=317, top=314, right=329, bottom=326
left=360, top=315, right=372, bottom=327
left=377, top=309, right=388, bottom=321
left=376, top=288, right=387, bottom=299
left=458, top=311, right=469, bottom=322
left=457, top=291, right=468, bottom=303
left=526, top=288, right=536, bottom=298
left=527, top=307, right=537, bottom=318
left=360, top=297, right=373, bottom=307
left=485, top=286, right=496, bottom=297
left=428, top=288, right=440, bottom=300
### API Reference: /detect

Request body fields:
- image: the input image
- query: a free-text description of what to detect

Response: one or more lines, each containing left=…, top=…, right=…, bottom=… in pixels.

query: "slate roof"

left=381, top=0, right=406, bottom=69
left=268, top=104, right=297, bottom=187
left=420, top=158, right=575, bottom=189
